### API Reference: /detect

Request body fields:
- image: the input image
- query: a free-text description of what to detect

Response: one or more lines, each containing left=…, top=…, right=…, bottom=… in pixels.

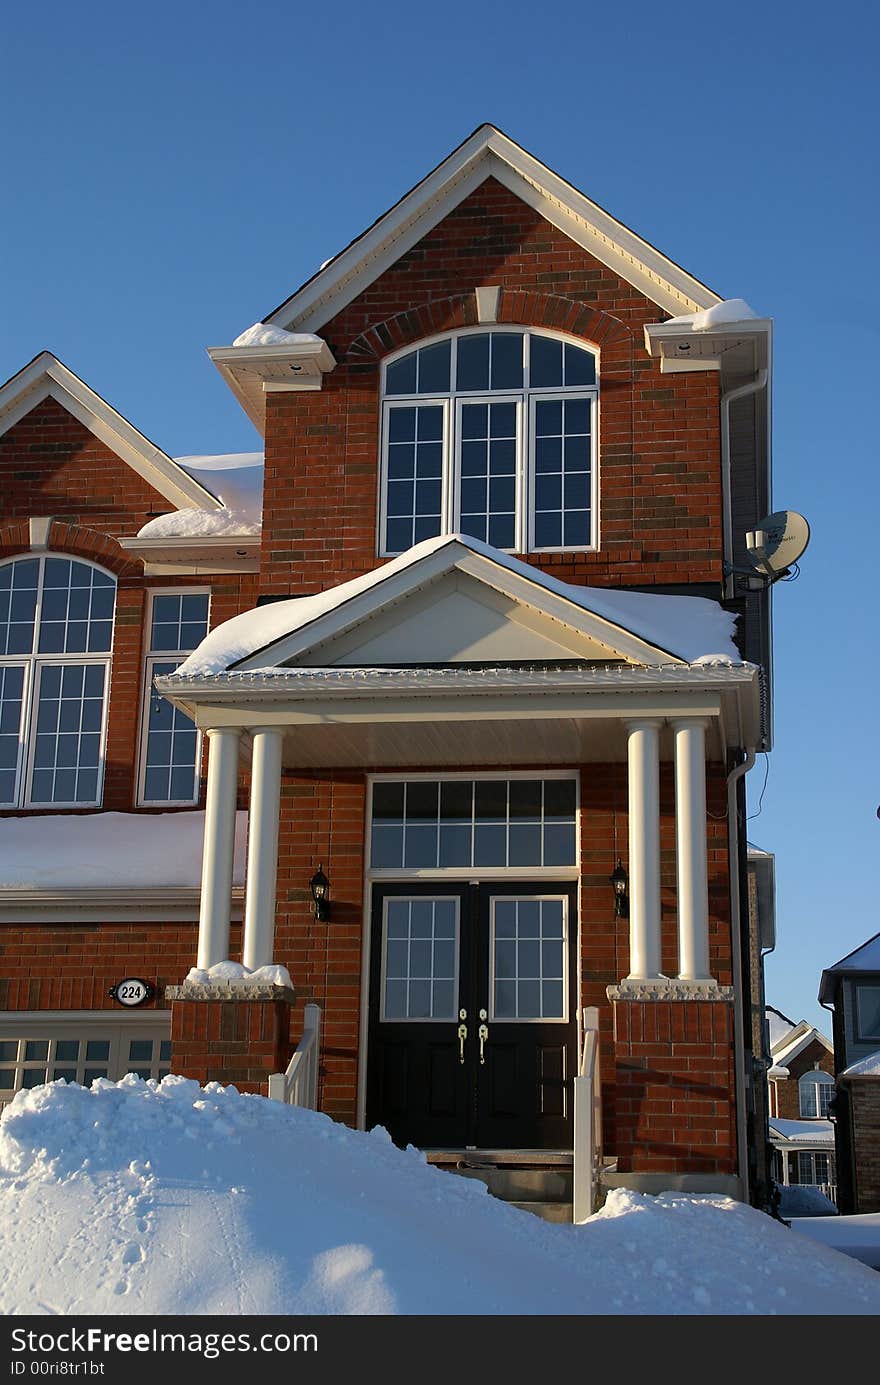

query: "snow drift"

left=1, top=1078, right=878, bottom=1317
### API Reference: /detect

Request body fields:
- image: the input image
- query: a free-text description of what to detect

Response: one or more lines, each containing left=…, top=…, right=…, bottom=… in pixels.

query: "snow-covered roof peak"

left=136, top=452, right=264, bottom=540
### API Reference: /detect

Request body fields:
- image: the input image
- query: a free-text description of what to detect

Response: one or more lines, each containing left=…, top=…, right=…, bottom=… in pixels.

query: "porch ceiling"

left=156, top=663, right=762, bottom=766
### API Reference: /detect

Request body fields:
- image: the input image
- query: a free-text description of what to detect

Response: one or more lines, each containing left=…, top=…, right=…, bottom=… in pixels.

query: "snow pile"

left=791, top=1215, right=880, bottom=1271
left=665, top=298, right=761, bottom=331
left=842, top=1050, right=880, bottom=1077
left=232, top=323, right=324, bottom=349
left=778, top=1185, right=838, bottom=1218
left=2, top=1079, right=879, bottom=1316
left=184, top=962, right=293, bottom=989
left=0, top=811, right=248, bottom=890
left=174, top=533, right=740, bottom=676
left=137, top=452, right=264, bottom=540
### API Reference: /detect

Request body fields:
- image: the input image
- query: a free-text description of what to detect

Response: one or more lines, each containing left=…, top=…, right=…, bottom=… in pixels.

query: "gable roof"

left=772, top=1023, right=833, bottom=1068
left=0, top=353, right=223, bottom=513
left=819, top=931, right=880, bottom=1004
left=263, top=125, right=722, bottom=334
left=174, top=531, right=740, bottom=676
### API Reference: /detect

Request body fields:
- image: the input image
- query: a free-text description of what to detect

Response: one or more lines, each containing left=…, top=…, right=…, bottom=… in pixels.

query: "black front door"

left=366, top=880, right=578, bottom=1150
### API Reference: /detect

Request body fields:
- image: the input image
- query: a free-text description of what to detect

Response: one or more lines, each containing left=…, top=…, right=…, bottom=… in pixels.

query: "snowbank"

left=842, top=1050, right=880, bottom=1077
left=791, top=1214, right=880, bottom=1270
left=176, top=532, right=740, bottom=676
left=1, top=1079, right=878, bottom=1316
left=0, top=811, right=248, bottom=890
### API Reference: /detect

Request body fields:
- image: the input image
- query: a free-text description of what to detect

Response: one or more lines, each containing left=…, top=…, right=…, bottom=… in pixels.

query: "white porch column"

left=197, top=727, right=242, bottom=970
left=673, top=718, right=712, bottom=982
left=625, top=719, right=662, bottom=981
left=242, top=727, right=284, bottom=971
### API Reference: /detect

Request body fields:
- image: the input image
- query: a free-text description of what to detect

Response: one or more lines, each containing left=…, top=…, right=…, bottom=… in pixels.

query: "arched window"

left=0, top=555, right=115, bottom=808
left=799, top=1069, right=835, bottom=1118
left=380, top=328, right=598, bottom=556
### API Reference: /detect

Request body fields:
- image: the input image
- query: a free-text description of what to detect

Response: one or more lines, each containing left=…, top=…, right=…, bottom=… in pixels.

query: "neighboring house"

left=0, top=125, right=778, bottom=1213
left=819, top=934, right=880, bottom=1213
left=764, top=1006, right=837, bottom=1204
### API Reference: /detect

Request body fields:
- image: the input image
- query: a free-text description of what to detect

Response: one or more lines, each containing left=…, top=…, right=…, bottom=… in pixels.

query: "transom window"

left=799, top=1069, right=835, bottom=1118
left=370, top=776, right=577, bottom=871
left=0, top=556, right=115, bottom=808
left=139, top=591, right=210, bottom=805
left=380, top=329, right=598, bottom=556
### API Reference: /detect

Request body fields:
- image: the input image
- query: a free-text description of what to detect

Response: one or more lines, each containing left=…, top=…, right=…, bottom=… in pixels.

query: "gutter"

left=728, top=749, right=756, bottom=1199
left=721, top=369, right=769, bottom=599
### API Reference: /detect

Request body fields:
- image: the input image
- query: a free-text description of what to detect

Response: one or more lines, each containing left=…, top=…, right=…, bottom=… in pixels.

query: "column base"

left=609, top=994, right=737, bottom=1177
left=608, top=978, right=733, bottom=1002
left=166, top=982, right=295, bottom=1095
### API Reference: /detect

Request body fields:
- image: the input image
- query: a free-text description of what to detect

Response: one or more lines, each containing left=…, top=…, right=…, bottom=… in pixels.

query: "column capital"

left=247, top=725, right=285, bottom=741
left=624, top=717, right=664, bottom=733
left=671, top=716, right=711, bottom=731
left=205, top=725, right=243, bottom=741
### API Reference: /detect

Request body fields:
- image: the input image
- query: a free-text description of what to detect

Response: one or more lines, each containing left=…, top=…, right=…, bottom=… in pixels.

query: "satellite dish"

left=744, top=511, right=810, bottom=581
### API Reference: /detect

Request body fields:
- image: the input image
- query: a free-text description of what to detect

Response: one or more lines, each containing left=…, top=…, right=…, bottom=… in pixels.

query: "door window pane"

left=492, top=898, right=566, bottom=1019
left=382, top=898, right=459, bottom=1020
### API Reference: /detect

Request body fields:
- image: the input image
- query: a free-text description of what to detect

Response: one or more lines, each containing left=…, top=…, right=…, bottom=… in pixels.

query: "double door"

left=366, top=880, right=577, bottom=1150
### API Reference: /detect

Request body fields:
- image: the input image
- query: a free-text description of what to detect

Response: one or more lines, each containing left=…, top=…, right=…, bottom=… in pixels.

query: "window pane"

left=456, top=334, right=490, bottom=391
left=55, top=1040, right=80, bottom=1062
left=0, top=559, right=39, bottom=655
left=384, top=406, right=444, bottom=553
left=563, top=342, right=596, bottom=386
left=38, top=561, right=115, bottom=654
left=529, top=335, right=563, bottom=388
left=25, top=1041, right=49, bottom=1061
left=533, top=396, right=592, bottom=550
left=490, top=334, right=523, bottom=390
left=417, top=341, right=451, bottom=394
left=385, top=352, right=417, bottom=396
left=0, top=665, right=25, bottom=804
left=458, top=403, right=517, bottom=550
left=383, top=898, right=458, bottom=1019
left=857, top=985, right=880, bottom=1039
left=142, top=660, right=200, bottom=803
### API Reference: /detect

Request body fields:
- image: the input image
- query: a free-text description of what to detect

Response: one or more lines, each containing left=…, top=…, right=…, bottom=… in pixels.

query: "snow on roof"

left=768, top=1118, right=835, bottom=1146
left=841, top=1050, right=880, bottom=1078
left=663, top=298, right=761, bottom=332
left=232, top=322, right=326, bottom=349
left=0, top=811, right=247, bottom=890
left=176, top=532, right=740, bottom=676
left=766, top=1006, right=797, bottom=1052
left=2, top=1078, right=879, bottom=1315
left=136, top=452, right=264, bottom=540
left=824, top=932, right=880, bottom=975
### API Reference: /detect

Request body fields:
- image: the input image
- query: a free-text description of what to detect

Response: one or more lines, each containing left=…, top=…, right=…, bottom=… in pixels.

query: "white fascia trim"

left=207, top=340, right=337, bottom=372
left=0, top=1010, right=172, bottom=1029
left=0, top=885, right=245, bottom=924
left=231, top=541, right=683, bottom=671
left=644, top=318, right=773, bottom=349
left=0, top=357, right=222, bottom=512
left=774, top=1028, right=834, bottom=1067
left=265, top=127, right=720, bottom=334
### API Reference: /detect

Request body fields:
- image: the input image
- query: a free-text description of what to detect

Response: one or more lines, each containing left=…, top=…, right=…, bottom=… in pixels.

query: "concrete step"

left=509, top=1200, right=574, bottom=1224
left=454, top=1164, right=572, bottom=1203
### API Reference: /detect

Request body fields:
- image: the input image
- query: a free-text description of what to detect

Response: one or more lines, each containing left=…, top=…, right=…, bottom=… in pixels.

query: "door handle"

left=458, top=1009, right=467, bottom=1064
left=478, top=1021, right=489, bottom=1065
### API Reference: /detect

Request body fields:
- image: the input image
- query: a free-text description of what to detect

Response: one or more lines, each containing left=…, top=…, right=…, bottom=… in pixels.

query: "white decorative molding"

left=29, top=516, right=54, bottom=550
left=475, top=286, right=500, bottom=323
left=0, top=887, right=244, bottom=925
left=165, top=982, right=296, bottom=1003
left=606, top=978, right=734, bottom=1002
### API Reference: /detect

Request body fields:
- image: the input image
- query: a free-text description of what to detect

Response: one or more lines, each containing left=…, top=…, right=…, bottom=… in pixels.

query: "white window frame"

left=136, top=587, right=210, bottom=808
left=378, top=328, right=599, bottom=559
left=379, top=895, right=461, bottom=1024
left=365, top=770, right=581, bottom=881
left=0, top=554, right=116, bottom=811
left=798, top=1069, right=835, bottom=1118
left=488, top=893, right=569, bottom=1024
left=0, top=1010, right=172, bottom=1109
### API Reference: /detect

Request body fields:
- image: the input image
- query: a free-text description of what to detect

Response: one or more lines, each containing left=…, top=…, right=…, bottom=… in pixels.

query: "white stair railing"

left=573, top=1005, right=603, bottom=1223
left=268, top=1003, right=321, bottom=1108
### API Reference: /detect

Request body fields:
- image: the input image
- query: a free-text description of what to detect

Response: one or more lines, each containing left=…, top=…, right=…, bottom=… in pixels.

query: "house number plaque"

left=109, top=978, right=155, bottom=1008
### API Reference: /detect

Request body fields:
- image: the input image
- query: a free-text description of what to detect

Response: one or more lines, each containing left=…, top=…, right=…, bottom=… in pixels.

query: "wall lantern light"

left=310, top=865, right=330, bottom=922
left=610, top=860, right=629, bottom=918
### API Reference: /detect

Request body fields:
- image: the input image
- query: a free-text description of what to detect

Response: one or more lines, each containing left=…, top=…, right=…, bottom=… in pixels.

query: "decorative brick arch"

left=0, top=520, right=141, bottom=580
left=345, top=289, right=634, bottom=363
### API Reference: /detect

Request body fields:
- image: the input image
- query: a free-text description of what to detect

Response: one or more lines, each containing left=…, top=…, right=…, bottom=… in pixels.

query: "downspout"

left=721, top=369, right=768, bottom=598
left=727, top=749, right=756, bottom=1199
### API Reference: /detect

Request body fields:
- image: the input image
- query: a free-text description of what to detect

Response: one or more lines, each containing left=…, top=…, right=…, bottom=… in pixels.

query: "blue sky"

left=3, top=1, right=878, bottom=1032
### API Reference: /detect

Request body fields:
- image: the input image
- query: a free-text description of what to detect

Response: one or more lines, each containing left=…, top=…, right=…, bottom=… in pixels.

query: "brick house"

left=819, top=935, right=880, bottom=1213
left=0, top=126, right=776, bottom=1215
left=764, top=1006, right=836, bottom=1203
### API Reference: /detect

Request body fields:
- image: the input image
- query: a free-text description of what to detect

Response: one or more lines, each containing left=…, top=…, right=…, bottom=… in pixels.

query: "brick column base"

left=166, top=983, right=295, bottom=1095
left=609, top=992, right=737, bottom=1176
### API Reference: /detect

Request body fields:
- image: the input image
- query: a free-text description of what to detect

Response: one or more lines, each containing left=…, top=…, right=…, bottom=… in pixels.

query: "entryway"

left=365, top=880, right=578, bottom=1151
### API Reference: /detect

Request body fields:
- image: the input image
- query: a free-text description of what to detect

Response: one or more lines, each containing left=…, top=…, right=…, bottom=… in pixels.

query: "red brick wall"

left=0, top=403, right=259, bottom=816
left=846, top=1078, right=880, bottom=1213
left=171, top=996, right=291, bottom=1091
left=612, top=998, right=737, bottom=1174
left=261, top=176, right=722, bottom=597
